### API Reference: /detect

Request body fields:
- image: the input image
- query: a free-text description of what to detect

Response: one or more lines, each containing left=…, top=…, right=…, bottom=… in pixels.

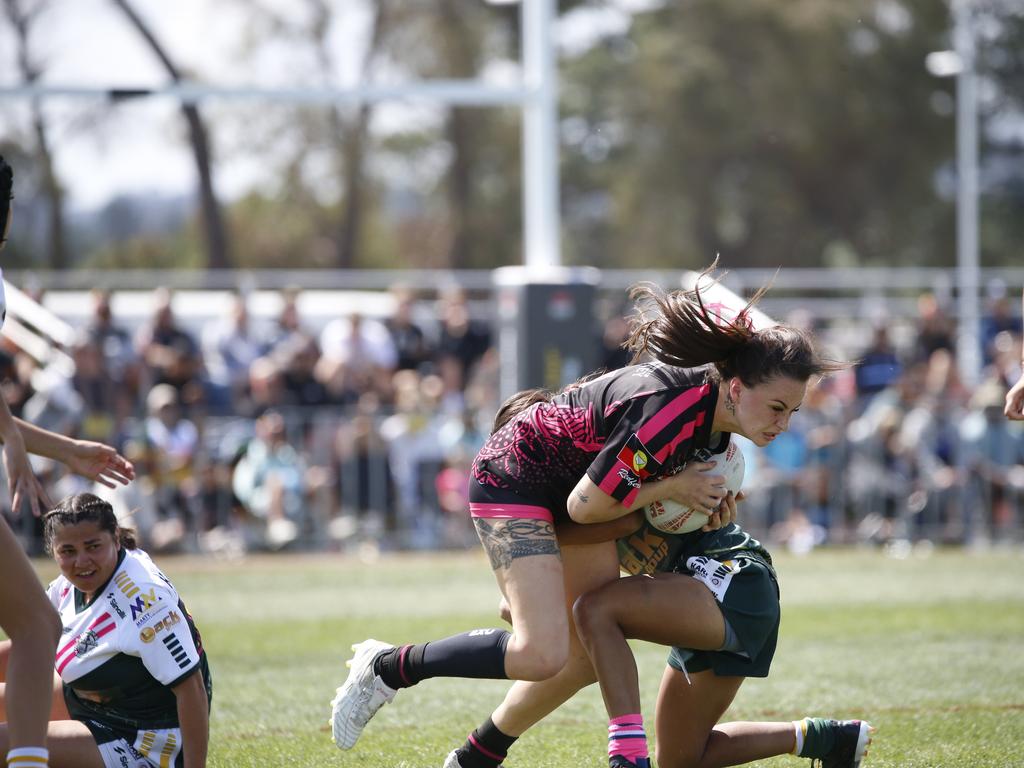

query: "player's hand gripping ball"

left=644, top=440, right=745, bottom=534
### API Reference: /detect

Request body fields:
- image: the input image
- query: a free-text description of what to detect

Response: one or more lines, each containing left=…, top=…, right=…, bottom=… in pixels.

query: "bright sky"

left=0, top=0, right=659, bottom=210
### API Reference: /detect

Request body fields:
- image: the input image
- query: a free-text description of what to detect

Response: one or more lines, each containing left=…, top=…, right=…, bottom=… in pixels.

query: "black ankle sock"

left=456, top=717, right=518, bottom=768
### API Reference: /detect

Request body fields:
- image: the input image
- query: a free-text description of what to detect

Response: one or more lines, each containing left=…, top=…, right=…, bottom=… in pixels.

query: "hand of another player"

left=1004, top=374, right=1024, bottom=420
left=63, top=440, right=136, bottom=488
left=662, top=461, right=726, bottom=516
left=3, top=434, right=51, bottom=517
left=702, top=489, right=745, bottom=532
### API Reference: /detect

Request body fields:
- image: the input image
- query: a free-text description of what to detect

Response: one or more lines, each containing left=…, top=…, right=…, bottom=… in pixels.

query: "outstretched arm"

left=14, top=418, right=135, bottom=489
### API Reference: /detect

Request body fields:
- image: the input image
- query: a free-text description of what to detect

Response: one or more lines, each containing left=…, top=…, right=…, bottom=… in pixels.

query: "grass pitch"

left=30, top=546, right=1024, bottom=767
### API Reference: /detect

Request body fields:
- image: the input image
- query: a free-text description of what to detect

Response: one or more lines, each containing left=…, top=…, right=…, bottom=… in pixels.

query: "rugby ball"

left=644, top=440, right=745, bottom=534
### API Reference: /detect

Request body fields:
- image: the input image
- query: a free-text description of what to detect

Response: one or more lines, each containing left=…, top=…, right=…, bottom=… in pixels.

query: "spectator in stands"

left=853, top=324, right=902, bottom=409
left=385, top=285, right=432, bottom=372
left=201, top=291, right=267, bottom=412
left=69, top=333, right=118, bottom=445
left=912, top=292, right=955, bottom=363
left=1004, top=287, right=1024, bottom=421
left=85, top=288, right=140, bottom=413
left=264, top=286, right=312, bottom=356
left=961, top=377, right=1024, bottom=539
left=136, top=383, right=200, bottom=551
left=135, top=287, right=205, bottom=409
left=233, top=409, right=327, bottom=549
left=246, top=356, right=288, bottom=415
left=982, top=291, right=1022, bottom=366
left=317, top=311, right=397, bottom=404
left=436, top=286, right=491, bottom=390
left=335, top=412, right=396, bottom=538
left=276, top=334, right=328, bottom=408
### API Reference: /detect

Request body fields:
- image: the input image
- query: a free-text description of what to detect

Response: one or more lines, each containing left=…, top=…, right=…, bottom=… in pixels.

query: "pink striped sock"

left=608, top=714, right=648, bottom=762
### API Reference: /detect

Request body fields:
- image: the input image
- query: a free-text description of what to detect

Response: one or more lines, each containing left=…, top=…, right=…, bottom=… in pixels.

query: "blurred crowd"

left=2, top=282, right=1023, bottom=558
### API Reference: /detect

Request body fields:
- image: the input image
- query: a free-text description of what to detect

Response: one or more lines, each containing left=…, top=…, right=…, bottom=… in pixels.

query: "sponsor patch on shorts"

left=685, top=556, right=737, bottom=602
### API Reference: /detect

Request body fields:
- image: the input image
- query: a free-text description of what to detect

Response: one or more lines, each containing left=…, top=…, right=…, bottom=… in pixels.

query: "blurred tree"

left=2, top=0, right=67, bottom=270
left=112, top=0, right=231, bottom=270
left=560, top=0, right=960, bottom=270
left=975, top=0, right=1024, bottom=268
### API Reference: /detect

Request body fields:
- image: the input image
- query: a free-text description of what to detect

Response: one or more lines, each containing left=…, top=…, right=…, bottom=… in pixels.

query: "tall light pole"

left=927, top=0, right=981, bottom=387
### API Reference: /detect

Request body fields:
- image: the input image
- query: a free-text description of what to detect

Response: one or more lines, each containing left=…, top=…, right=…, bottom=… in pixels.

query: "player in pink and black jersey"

left=330, top=264, right=846, bottom=763
left=0, top=494, right=210, bottom=768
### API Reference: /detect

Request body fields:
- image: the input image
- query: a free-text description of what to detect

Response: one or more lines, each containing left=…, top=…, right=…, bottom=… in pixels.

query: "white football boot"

left=443, top=749, right=503, bottom=768
left=330, top=639, right=398, bottom=749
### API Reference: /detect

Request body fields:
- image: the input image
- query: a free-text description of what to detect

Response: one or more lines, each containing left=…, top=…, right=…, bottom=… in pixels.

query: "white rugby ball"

left=644, top=440, right=745, bottom=534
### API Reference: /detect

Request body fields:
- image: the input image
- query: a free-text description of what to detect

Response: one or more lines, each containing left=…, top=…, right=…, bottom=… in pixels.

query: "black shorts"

left=468, top=478, right=564, bottom=525
left=667, top=554, right=780, bottom=678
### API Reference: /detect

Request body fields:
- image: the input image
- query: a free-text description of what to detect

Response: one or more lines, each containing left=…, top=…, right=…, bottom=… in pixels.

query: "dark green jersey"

left=617, top=521, right=774, bottom=577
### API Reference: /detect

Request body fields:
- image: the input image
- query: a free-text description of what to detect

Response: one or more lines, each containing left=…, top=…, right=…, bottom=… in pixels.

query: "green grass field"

left=27, top=547, right=1024, bottom=767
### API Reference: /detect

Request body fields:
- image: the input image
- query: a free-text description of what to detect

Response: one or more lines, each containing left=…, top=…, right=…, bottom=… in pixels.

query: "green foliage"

left=23, top=546, right=1022, bottom=767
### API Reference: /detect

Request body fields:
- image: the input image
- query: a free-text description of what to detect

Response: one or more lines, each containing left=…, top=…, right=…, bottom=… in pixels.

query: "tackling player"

left=0, top=157, right=135, bottom=768
left=0, top=493, right=210, bottom=768
left=573, top=512, right=874, bottom=768
left=330, top=264, right=846, bottom=761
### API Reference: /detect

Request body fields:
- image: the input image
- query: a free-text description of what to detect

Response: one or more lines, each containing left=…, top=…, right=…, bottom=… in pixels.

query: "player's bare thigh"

left=473, top=516, right=568, bottom=669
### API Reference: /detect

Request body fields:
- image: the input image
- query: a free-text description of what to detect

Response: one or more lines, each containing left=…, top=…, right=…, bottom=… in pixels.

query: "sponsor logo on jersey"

left=139, top=610, right=182, bottom=643
left=111, top=743, right=146, bottom=768
left=113, top=572, right=162, bottom=622
left=106, top=592, right=126, bottom=620
left=75, top=629, right=99, bottom=657
left=56, top=613, right=116, bottom=674
left=618, top=526, right=671, bottom=576
left=129, top=589, right=159, bottom=622
left=617, top=467, right=642, bottom=490
left=161, top=634, right=191, bottom=669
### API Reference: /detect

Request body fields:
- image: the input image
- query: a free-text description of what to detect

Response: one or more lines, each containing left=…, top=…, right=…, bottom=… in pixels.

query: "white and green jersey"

left=46, top=547, right=211, bottom=760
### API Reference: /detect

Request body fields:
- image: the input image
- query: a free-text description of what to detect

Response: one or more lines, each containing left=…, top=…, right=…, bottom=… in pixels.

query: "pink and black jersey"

left=471, top=362, right=723, bottom=520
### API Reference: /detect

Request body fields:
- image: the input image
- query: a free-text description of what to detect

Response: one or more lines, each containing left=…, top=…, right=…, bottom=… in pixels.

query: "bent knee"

left=572, top=590, right=615, bottom=642
left=5, top=602, right=61, bottom=648
left=506, top=636, right=569, bottom=680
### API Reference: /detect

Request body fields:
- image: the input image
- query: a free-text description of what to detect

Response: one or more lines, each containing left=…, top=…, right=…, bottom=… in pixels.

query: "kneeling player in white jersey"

left=0, top=493, right=211, bottom=768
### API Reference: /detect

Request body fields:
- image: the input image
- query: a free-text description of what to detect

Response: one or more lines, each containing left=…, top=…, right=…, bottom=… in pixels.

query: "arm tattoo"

left=575, top=489, right=589, bottom=504
left=474, top=517, right=560, bottom=571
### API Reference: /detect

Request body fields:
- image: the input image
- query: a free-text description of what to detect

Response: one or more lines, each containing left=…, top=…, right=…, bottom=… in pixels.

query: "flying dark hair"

left=626, top=263, right=846, bottom=386
left=43, top=492, right=138, bottom=554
